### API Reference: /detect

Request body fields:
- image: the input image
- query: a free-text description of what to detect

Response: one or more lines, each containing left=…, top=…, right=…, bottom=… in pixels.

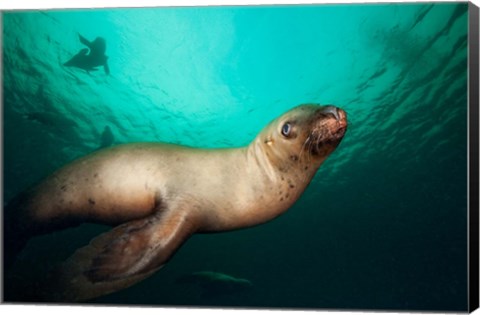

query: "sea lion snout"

left=332, top=107, right=348, bottom=135
left=320, top=105, right=341, bottom=121
left=318, top=105, right=347, bottom=124
left=315, top=105, right=347, bottom=133
left=308, top=105, right=348, bottom=155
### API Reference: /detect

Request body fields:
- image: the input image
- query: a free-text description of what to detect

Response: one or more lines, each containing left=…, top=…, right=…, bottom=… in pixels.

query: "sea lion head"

left=259, top=104, right=348, bottom=169
left=91, top=37, right=106, bottom=53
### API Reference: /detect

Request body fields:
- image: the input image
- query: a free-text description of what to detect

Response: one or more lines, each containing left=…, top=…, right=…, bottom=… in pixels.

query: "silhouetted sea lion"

left=177, top=271, right=253, bottom=298
left=4, top=104, right=347, bottom=302
left=64, top=34, right=110, bottom=75
left=99, top=126, right=114, bottom=149
left=24, top=111, right=78, bottom=128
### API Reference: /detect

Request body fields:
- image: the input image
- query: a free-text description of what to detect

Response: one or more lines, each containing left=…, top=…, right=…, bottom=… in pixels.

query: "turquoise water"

left=2, top=3, right=469, bottom=311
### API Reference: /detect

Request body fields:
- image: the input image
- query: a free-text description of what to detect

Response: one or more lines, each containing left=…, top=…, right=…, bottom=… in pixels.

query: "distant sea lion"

left=99, top=126, right=114, bottom=149
left=177, top=271, right=253, bottom=298
left=4, top=104, right=347, bottom=302
left=63, top=34, right=110, bottom=75
left=24, top=111, right=78, bottom=128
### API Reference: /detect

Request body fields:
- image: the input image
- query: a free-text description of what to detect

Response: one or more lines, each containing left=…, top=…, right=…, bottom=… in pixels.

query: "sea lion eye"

left=281, top=123, right=292, bottom=137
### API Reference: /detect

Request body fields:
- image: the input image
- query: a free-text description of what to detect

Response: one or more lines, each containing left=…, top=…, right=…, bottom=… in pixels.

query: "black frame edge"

left=469, top=1, right=480, bottom=313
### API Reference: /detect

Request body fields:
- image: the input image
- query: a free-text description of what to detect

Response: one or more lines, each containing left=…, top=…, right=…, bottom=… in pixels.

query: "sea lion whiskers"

left=309, top=123, right=332, bottom=156
left=297, top=135, right=314, bottom=183
left=298, top=134, right=311, bottom=165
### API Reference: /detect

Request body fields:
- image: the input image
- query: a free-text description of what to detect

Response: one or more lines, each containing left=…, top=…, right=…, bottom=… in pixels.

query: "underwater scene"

left=2, top=2, right=470, bottom=312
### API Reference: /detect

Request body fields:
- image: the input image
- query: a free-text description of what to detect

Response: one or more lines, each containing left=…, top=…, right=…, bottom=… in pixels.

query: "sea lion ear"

left=264, top=136, right=273, bottom=146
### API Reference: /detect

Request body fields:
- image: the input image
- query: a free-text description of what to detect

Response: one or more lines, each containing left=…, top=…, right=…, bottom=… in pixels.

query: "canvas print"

left=1, top=2, right=478, bottom=312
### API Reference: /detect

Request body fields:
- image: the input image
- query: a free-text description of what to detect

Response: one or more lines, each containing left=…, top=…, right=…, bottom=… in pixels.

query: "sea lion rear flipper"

left=47, top=208, right=197, bottom=302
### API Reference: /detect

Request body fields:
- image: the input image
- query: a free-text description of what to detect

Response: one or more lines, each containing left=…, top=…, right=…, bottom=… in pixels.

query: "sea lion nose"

left=321, top=105, right=340, bottom=121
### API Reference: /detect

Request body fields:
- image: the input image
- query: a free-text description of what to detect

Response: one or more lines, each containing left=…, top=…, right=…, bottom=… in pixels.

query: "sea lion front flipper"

left=104, top=60, right=110, bottom=75
left=78, top=34, right=93, bottom=48
left=47, top=208, right=198, bottom=302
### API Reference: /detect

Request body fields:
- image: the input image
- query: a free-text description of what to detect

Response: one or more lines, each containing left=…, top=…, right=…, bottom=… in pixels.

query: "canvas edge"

left=468, top=1, right=480, bottom=313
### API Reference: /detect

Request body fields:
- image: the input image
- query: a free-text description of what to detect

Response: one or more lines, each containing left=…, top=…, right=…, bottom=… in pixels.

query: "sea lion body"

left=4, top=104, right=347, bottom=302
left=27, top=144, right=279, bottom=230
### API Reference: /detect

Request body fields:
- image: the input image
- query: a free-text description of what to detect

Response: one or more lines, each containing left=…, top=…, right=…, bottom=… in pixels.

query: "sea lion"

left=24, top=111, right=78, bottom=128
left=176, top=271, right=253, bottom=298
left=4, top=104, right=347, bottom=302
left=99, top=125, right=114, bottom=149
left=63, top=34, right=110, bottom=75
